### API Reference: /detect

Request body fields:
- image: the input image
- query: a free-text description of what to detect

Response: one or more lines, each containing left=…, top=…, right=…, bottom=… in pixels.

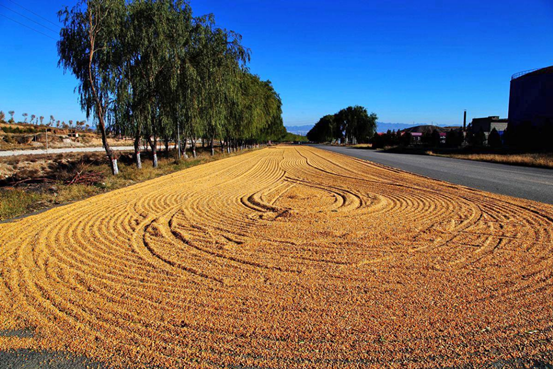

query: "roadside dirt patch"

left=0, top=153, right=107, bottom=182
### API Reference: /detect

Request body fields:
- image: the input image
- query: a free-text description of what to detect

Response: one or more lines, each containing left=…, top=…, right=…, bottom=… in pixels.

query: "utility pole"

left=462, top=110, right=468, bottom=146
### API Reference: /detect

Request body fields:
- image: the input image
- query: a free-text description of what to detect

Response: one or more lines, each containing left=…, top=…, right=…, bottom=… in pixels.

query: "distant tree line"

left=0, top=110, right=91, bottom=131
left=374, top=128, right=484, bottom=149
left=306, top=106, right=377, bottom=144
left=454, top=123, right=552, bottom=151
left=58, top=0, right=285, bottom=175
left=373, top=123, right=553, bottom=152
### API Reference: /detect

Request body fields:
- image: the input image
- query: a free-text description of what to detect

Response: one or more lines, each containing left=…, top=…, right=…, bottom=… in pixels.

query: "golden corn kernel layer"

left=0, top=146, right=552, bottom=368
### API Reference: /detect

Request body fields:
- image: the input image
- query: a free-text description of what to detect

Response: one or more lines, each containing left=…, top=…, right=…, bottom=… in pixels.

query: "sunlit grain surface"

left=1, top=146, right=552, bottom=367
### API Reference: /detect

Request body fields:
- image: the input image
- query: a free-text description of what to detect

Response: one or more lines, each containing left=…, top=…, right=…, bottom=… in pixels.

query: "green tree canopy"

left=58, top=0, right=127, bottom=174
left=58, top=0, right=285, bottom=173
left=307, top=106, right=377, bottom=143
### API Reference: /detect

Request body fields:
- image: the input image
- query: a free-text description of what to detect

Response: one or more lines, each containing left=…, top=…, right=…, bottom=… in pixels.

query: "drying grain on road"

left=0, top=146, right=552, bottom=367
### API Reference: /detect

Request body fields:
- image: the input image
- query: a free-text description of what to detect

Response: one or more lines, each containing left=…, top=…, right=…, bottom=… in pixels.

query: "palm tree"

left=31, top=114, right=36, bottom=124
left=22, top=113, right=28, bottom=123
left=8, top=111, right=15, bottom=123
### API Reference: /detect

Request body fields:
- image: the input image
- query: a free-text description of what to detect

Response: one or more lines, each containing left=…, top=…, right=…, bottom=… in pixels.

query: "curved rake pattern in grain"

left=1, top=146, right=552, bottom=368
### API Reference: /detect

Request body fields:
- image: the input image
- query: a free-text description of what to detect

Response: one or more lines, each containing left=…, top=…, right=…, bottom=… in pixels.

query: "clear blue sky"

left=1, top=0, right=553, bottom=127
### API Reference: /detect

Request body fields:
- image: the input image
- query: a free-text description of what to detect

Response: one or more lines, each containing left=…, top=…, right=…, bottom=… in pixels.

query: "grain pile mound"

left=0, top=146, right=552, bottom=368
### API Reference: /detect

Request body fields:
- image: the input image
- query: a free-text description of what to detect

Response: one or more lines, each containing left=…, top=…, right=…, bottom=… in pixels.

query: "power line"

left=0, top=13, right=57, bottom=40
left=6, top=0, right=61, bottom=29
left=0, top=3, right=59, bottom=34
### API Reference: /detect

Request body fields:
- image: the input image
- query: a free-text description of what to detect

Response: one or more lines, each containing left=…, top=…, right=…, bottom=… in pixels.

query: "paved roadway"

left=314, top=145, right=553, bottom=205
left=0, top=146, right=135, bottom=157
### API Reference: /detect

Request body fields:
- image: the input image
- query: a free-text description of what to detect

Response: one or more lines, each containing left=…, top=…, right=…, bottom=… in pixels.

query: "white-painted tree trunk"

left=153, top=153, right=158, bottom=168
left=112, top=159, right=119, bottom=175
left=182, top=138, right=189, bottom=159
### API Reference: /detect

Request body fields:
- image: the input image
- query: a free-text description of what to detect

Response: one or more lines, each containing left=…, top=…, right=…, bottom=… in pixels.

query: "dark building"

left=467, top=116, right=508, bottom=145
left=469, top=116, right=508, bottom=134
left=509, top=66, right=553, bottom=128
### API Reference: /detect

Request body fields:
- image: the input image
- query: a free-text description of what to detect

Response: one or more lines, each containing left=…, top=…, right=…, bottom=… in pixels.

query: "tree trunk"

left=97, top=116, right=118, bottom=175
left=182, top=136, right=189, bottom=159
left=210, top=137, right=215, bottom=156
left=87, top=20, right=117, bottom=176
left=134, top=133, right=142, bottom=169
left=149, top=137, right=158, bottom=168
left=191, top=138, right=197, bottom=158
left=111, top=158, right=119, bottom=175
left=164, top=138, right=169, bottom=158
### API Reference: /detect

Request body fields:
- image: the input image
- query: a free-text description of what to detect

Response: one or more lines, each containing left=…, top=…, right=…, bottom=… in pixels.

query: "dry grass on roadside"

left=428, top=151, right=553, bottom=169
left=349, top=143, right=372, bottom=149
left=0, top=189, right=43, bottom=220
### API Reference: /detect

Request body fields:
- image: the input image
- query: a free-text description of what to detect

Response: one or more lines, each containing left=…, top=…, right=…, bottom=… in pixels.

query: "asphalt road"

left=314, top=145, right=553, bottom=205
left=0, top=146, right=135, bottom=157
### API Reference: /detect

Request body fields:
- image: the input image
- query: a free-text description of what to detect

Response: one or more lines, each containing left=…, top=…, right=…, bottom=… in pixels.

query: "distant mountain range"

left=285, top=125, right=313, bottom=136
left=285, top=122, right=459, bottom=136
left=377, top=123, right=462, bottom=132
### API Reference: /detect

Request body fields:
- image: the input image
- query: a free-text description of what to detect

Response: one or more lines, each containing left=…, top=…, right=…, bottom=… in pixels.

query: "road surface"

left=0, top=146, right=135, bottom=157
left=314, top=145, right=553, bottom=205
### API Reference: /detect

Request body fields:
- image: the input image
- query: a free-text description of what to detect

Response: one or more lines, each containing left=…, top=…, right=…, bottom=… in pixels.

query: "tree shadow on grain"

left=0, top=330, right=106, bottom=369
left=0, top=348, right=107, bottom=369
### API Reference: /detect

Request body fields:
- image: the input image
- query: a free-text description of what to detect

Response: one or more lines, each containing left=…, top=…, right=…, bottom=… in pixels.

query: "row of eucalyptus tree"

left=58, top=0, right=284, bottom=175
